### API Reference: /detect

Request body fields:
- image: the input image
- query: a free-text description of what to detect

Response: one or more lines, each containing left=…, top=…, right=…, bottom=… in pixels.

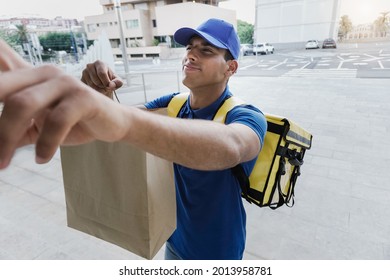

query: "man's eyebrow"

left=188, top=38, right=216, bottom=48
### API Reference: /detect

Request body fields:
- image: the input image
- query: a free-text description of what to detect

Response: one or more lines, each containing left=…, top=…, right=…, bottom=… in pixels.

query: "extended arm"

left=0, top=40, right=260, bottom=170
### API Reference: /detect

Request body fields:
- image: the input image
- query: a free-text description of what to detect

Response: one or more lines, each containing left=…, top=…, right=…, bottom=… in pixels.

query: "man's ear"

left=225, top=60, right=238, bottom=77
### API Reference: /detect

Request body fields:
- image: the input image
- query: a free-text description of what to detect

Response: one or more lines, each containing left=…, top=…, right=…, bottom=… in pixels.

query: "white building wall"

left=255, top=0, right=341, bottom=44
left=84, top=1, right=236, bottom=59
left=155, top=2, right=236, bottom=37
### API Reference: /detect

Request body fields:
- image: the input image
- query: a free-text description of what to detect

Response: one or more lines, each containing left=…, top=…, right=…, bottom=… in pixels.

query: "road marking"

left=363, top=54, right=382, bottom=62
left=353, top=63, right=368, bottom=65
left=267, top=59, right=287, bottom=70
left=300, top=62, right=311, bottom=69
left=282, top=69, right=357, bottom=78
left=239, top=62, right=259, bottom=70
left=317, top=63, right=330, bottom=66
left=364, top=54, right=377, bottom=58
left=286, top=64, right=298, bottom=67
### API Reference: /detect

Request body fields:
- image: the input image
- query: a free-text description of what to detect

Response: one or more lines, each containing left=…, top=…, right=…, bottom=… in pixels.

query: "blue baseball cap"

left=173, top=18, right=240, bottom=60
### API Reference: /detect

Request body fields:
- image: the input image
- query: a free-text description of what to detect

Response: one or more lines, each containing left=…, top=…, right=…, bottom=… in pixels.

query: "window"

left=152, top=19, right=157, bottom=28
left=87, top=24, right=97, bottom=32
left=134, top=3, right=147, bottom=10
left=126, top=19, right=139, bottom=29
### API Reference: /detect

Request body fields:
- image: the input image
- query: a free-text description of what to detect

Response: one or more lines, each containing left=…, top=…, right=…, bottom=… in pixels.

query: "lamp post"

left=114, top=0, right=131, bottom=86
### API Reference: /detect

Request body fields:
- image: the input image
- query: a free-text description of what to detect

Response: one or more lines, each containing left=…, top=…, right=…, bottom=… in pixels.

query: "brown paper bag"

left=60, top=139, right=176, bottom=260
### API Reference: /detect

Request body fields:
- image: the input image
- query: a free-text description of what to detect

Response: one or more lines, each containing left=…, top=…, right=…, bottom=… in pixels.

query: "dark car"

left=322, top=38, right=337, bottom=49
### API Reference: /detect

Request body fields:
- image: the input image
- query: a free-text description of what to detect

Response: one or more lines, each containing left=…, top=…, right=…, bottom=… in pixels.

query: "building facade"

left=0, top=16, right=79, bottom=31
left=344, top=23, right=389, bottom=42
left=254, top=0, right=341, bottom=44
left=84, top=0, right=236, bottom=60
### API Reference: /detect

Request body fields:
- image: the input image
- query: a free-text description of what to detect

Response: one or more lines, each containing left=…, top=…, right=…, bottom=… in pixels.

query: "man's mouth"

left=183, top=63, right=200, bottom=71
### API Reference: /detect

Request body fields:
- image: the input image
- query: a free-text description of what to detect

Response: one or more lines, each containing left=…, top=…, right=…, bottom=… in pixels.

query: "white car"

left=305, top=40, right=320, bottom=49
left=240, top=44, right=254, bottom=56
left=253, top=43, right=274, bottom=55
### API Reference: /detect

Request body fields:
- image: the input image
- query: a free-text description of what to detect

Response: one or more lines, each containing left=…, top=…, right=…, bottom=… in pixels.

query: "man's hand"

left=81, top=60, right=123, bottom=98
left=0, top=40, right=128, bottom=169
left=0, top=40, right=31, bottom=70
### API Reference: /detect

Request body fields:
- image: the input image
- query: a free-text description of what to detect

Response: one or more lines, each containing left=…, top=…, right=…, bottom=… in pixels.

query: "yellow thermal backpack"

left=167, top=93, right=313, bottom=209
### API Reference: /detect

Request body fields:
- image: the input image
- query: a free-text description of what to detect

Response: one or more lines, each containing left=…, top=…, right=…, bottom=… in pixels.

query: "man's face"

left=181, top=36, right=230, bottom=90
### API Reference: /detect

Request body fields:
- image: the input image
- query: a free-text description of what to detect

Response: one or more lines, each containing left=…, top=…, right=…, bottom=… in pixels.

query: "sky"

left=0, top=0, right=389, bottom=25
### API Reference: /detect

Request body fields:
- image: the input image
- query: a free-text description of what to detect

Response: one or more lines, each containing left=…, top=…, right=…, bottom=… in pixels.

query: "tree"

left=374, top=11, right=389, bottom=37
left=237, top=20, right=254, bottom=44
left=39, top=32, right=74, bottom=52
left=39, top=31, right=91, bottom=53
left=14, top=24, right=30, bottom=45
left=0, top=30, right=19, bottom=49
left=338, top=15, right=353, bottom=41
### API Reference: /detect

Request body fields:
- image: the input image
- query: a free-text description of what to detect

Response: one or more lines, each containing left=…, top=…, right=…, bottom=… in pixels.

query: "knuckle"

left=96, top=68, right=108, bottom=78
left=38, top=64, right=62, bottom=77
left=7, top=92, right=34, bottom=111
left=59, top=74, right=76, bottom=85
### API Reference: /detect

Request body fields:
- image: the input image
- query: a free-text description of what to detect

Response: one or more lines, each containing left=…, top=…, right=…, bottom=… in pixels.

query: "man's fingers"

left=0, top=72, right=79, bottom=167
left=112, top=78, right=124, bottom=89
left=83, top=61, right=110, bottom=88
left=35, top=101, right=85, bottom=163
left=0, top=65, right=62, bottom=100
left=0, top=39, right=31, bottom=71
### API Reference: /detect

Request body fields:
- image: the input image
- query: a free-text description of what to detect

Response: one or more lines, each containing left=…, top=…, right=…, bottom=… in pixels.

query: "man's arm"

left=0, top=40, right=260, bottom=170
left=118, top=108, right=260, bottom=170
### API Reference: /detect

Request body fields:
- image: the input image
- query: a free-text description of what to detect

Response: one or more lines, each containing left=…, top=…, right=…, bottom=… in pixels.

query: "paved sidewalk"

left=1, top=76, right=390, bottom=260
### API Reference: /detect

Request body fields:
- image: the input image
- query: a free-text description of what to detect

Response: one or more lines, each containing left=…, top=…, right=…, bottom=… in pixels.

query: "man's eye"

left=202, top=48, right=213, bottom=53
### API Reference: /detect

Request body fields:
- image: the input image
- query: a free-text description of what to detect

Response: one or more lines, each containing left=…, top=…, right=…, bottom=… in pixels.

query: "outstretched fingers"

left=0, top=39, right=31, bottom=71
left=0, top=65, right=63, bottom=101
left=0, top=68, right=87, bottom=169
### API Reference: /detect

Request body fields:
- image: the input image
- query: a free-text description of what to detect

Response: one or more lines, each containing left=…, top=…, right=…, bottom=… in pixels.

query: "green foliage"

left=14, top=24, right=29, bottom=44
left=39, top=32, right=74, bottom=52
left=0, top=30, right=19, bottom=48
left=237, top=20, right=254, bottom=44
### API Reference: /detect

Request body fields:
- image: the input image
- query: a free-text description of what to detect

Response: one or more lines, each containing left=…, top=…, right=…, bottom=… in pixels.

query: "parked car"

left=322, top=38, right=337, bottom=49
left=240, top=44, right=254, bottom=56
left=305, top=40, right=320, bottom=49
left=253, top=43, right=274, bottom=55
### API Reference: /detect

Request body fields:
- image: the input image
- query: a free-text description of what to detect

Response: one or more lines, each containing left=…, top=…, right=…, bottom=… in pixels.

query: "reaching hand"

left=81, top=60, right=123, bottom=98
left=0, top=40, right=129, bottom=169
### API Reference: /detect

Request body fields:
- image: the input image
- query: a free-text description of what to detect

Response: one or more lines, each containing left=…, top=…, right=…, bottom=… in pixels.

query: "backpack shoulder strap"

left=167, top=92, right=189, bottom=118
left=168, top=92, right=252, bottom=201
left=213, top=96, right=246, bottom=123
left=213, top=96, right=253, bottom=203
left=167, top=93, right=246, bottom=121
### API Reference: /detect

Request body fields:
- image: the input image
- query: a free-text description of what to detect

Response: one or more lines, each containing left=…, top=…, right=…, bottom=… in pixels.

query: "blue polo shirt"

left=145, top=87, right=267, bottom=259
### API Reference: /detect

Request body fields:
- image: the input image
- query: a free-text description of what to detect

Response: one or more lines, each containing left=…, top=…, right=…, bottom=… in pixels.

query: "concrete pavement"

left=1, top=75, right=390, bottom=260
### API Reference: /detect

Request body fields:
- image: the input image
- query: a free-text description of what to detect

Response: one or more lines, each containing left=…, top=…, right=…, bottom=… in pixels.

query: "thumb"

left=110, top=78, right=123, bottom=90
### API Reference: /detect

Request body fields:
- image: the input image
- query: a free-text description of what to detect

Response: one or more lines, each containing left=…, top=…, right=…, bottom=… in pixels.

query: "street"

left=237, top=41, right=390, bottom=78
left=1, top=40, right=390, bottom=260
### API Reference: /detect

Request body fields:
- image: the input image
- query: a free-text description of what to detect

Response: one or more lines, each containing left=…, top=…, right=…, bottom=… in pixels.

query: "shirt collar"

left=183, top=86, right=232, bottom=120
